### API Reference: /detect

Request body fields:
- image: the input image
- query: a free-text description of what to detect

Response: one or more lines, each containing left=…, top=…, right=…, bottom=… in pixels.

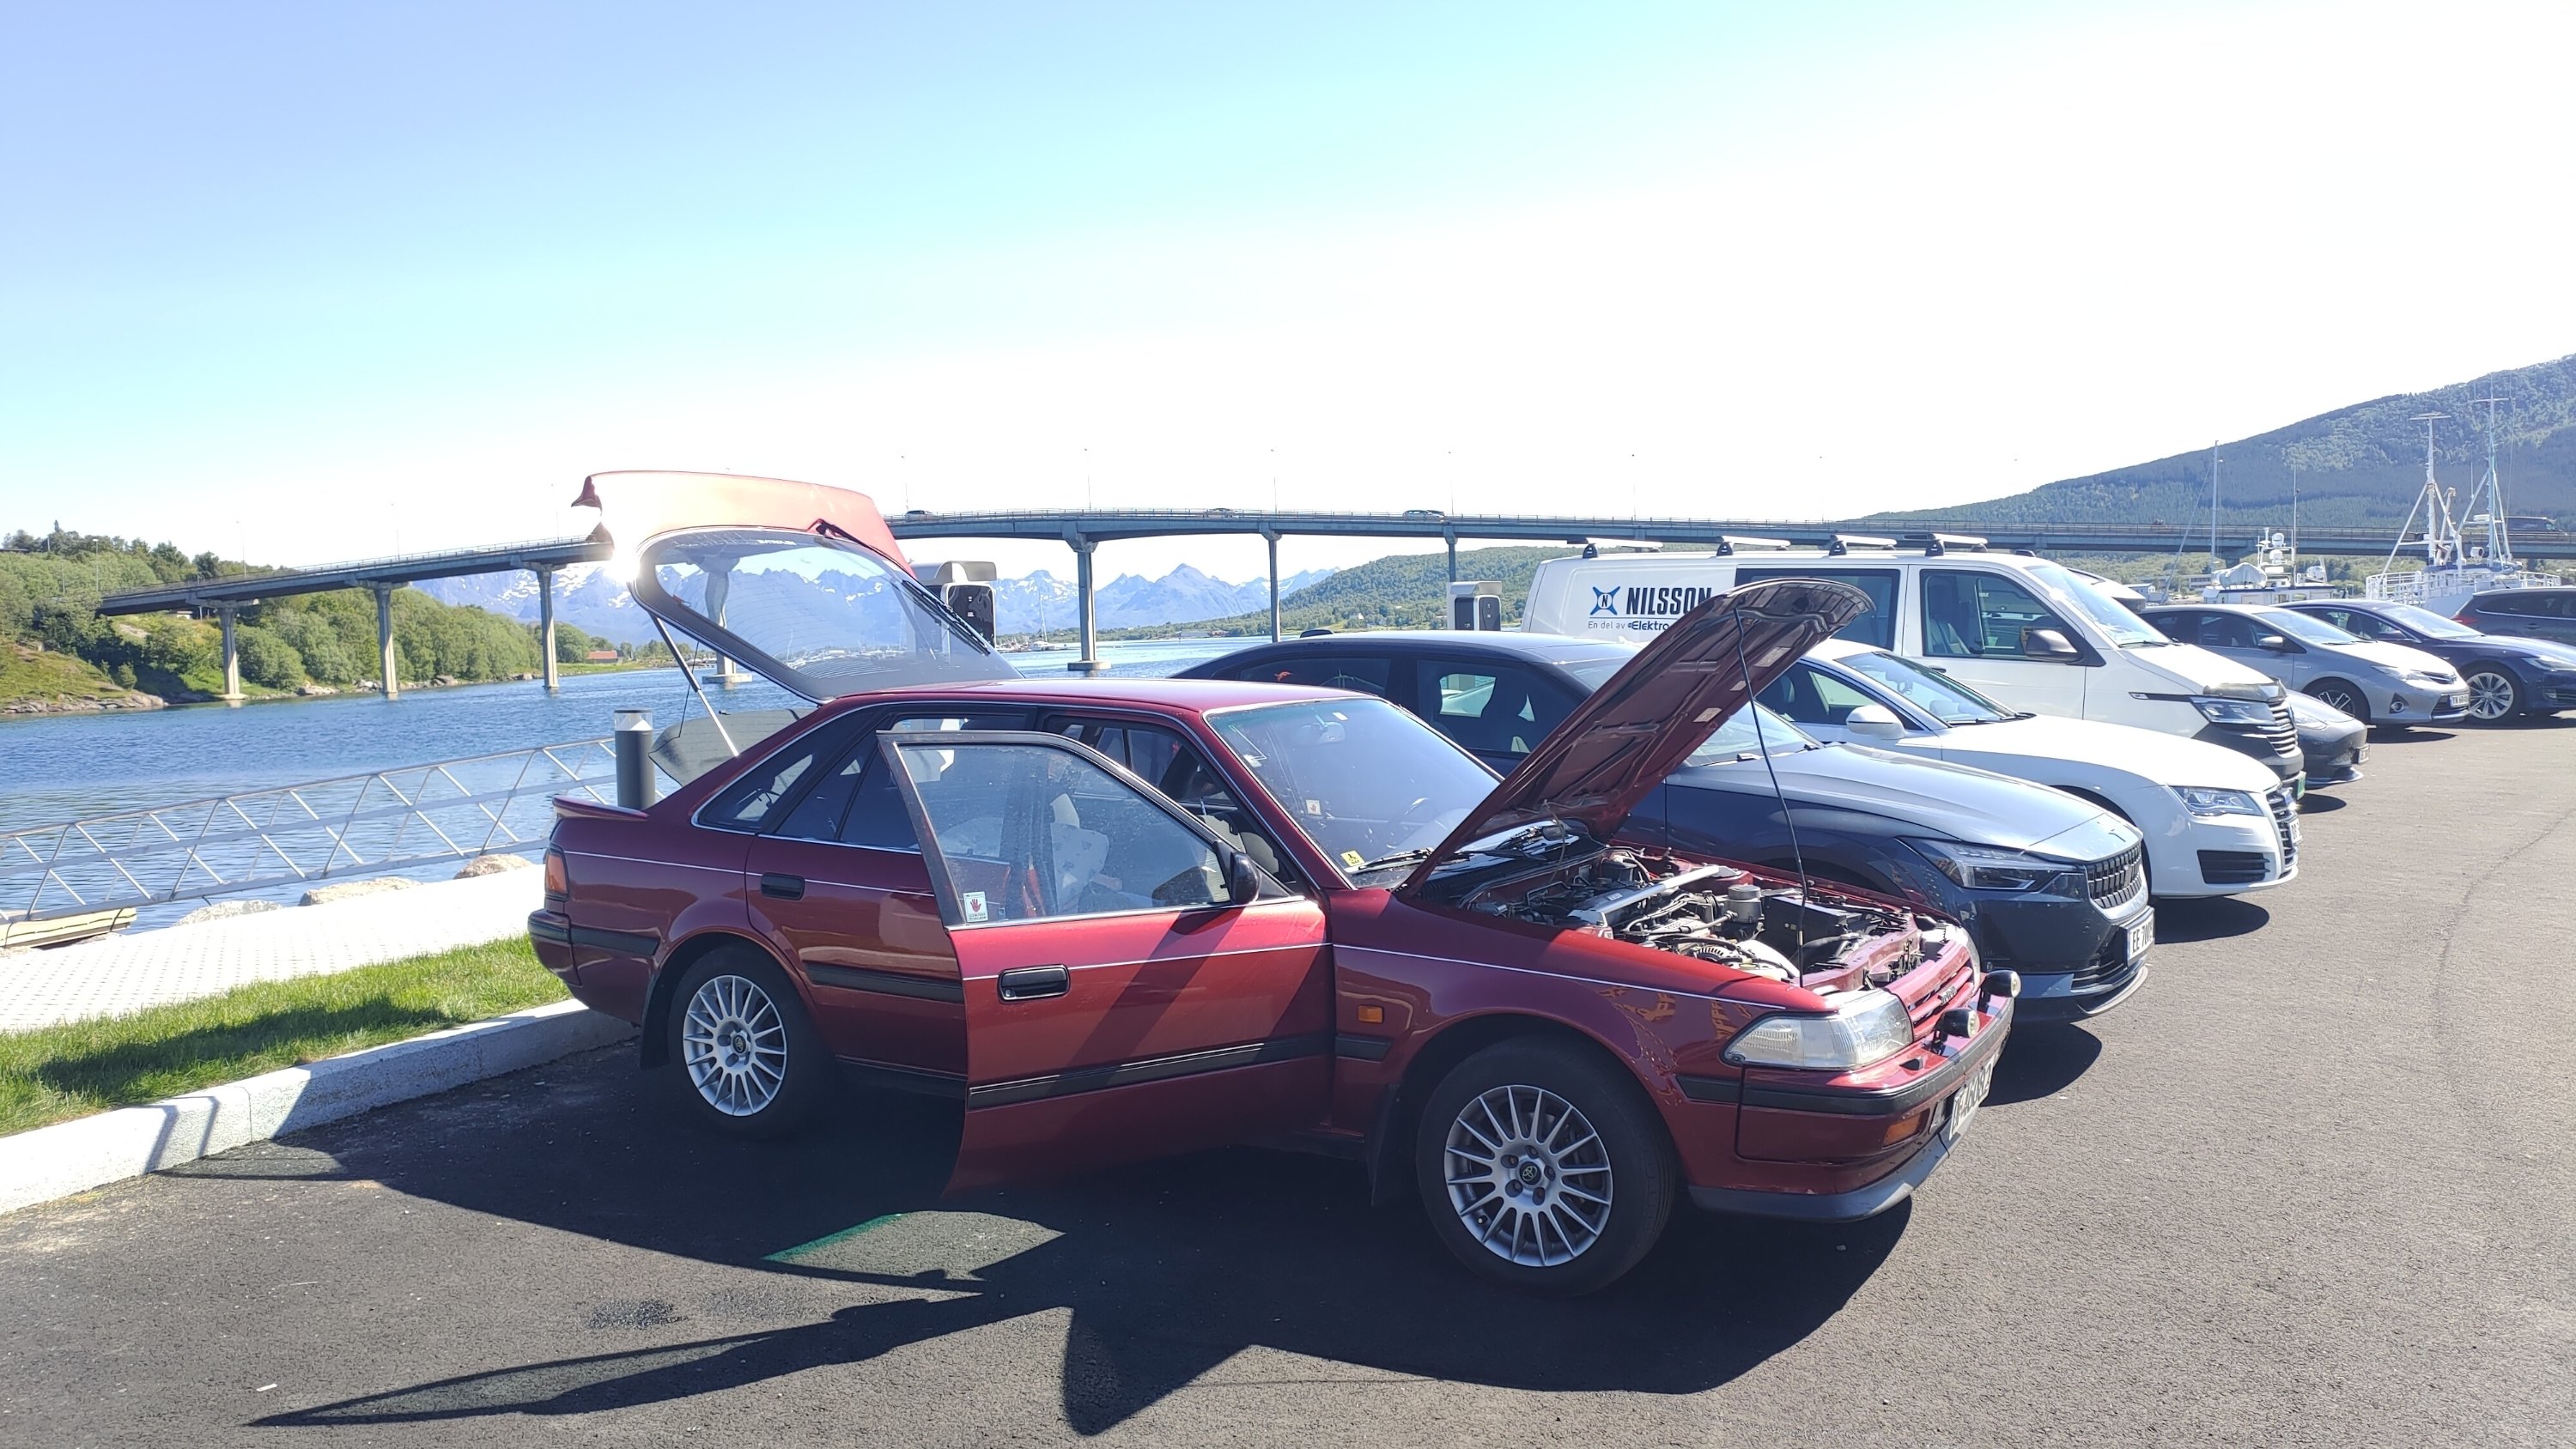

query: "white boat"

left=2366, top=405, right=2555, bottom=616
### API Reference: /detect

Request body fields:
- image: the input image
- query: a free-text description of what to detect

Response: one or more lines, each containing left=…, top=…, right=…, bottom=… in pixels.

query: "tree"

left=235, top=624, right=306, bottom=689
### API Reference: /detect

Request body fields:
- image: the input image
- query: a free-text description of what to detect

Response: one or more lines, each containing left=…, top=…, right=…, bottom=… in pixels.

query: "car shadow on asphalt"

left=2298, top=791, right=2349, bottom=814
left=1988, top=1025, right=2099, bottom=1106
left=244, top=1058, right=1907, bottom=1434
left=2366, top=727, right=2458, bottom=744
left=2152, top=896, right=2270, bottom=943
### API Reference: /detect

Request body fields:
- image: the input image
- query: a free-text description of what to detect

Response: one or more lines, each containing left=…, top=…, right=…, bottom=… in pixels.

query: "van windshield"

left=2025, top=561, right=2164, bottom=646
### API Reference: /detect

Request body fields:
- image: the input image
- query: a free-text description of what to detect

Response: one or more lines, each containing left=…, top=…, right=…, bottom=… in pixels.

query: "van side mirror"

left=1224, top=850, right=1262, bottom=906
left=1844, top=702, right=1906, bottom=741
left=2022, top=627, right=2081, bottom=661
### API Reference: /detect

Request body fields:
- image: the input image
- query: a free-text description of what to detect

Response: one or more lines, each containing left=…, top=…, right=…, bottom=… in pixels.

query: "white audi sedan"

left=1772, top=640, right=2299, bottom=898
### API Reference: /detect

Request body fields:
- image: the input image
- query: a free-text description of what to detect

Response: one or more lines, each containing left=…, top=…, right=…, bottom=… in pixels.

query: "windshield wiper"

left=1351, top=846, right=1434, bottom=874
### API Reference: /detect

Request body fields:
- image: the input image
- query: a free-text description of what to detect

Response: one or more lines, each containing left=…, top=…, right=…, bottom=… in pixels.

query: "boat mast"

left=2208, top=440, right=2220, bottom=569
left=2468, top=396, right=2510, bottom=563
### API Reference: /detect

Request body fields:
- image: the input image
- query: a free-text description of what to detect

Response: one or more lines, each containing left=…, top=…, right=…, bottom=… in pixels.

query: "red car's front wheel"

left=1413, top=1040, right=1676, bottom=1295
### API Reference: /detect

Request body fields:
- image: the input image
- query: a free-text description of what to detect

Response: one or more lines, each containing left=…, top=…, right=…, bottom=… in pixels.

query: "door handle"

left=996, top=965, right=1070, bottom=1002
left=758, top=872, right=805, bottom=900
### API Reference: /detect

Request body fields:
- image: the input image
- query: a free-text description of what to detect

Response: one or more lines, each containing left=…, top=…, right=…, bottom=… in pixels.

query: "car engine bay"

left=1452, top=848, right=1936, bottom=991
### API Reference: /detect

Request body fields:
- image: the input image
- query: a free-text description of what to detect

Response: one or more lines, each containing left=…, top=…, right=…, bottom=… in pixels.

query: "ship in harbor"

left=2365, top=400, right=2556, bottom=616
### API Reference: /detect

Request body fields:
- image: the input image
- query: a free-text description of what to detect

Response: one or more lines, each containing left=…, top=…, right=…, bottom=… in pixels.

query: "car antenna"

left=1731, top=621, right=1811, bottom=958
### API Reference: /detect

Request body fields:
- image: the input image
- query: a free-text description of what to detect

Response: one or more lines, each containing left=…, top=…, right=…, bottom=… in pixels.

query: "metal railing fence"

left=0, top=739, right=616, bottom=924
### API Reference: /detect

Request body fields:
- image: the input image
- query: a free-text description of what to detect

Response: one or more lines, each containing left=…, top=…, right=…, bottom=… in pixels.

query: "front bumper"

left=1686, top=995, right=2012, bottom=1222
left=2193, top=723, right=2303, bottom=783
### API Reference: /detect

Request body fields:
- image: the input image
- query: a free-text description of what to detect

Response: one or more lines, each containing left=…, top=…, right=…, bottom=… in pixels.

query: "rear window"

left=1735, top=567, right=1897, bottom=648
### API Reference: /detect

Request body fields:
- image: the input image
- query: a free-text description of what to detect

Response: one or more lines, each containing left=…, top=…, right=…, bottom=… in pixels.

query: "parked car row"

left=529, top=477, right=2567, bottom=1298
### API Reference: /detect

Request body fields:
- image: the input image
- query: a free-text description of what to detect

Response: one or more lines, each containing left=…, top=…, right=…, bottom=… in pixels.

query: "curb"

left=0, top=999, right=635, bottom=1216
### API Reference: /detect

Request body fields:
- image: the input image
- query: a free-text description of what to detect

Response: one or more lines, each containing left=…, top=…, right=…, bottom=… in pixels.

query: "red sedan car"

left=531, top=473, right=2014, bottom=1294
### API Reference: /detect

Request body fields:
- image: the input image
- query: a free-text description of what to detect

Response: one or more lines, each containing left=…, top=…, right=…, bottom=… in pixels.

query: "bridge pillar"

left=1263, top=530, right=1283, bottom=642
left=1445, top=529, right=1458, bottom=585
left=534, top=566, right=560, bottom=692
left=1067, top=535, right=1103, bottom=675
left=373, top=585, right=400, bottom=700
left=216, top=606, right=244, bottom=703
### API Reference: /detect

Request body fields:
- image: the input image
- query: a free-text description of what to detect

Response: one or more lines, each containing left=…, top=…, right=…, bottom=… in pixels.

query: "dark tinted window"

left=701, top=724, right=860, bottom=833
left=1413, top=658, right=1574, bottom=758
left=1756, top=660, right=1880, bottom=726
left=838, top=760, right=918, bottom=851
left=771, top=747, right=868, bottom=840
left=1735, top=567, right=1898, bottom=648
left=1221, top=653, right=1393, bottom=697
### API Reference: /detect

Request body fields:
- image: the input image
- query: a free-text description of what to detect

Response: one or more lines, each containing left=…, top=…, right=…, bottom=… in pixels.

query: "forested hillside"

left=0, top=529, right=569, bottom=711
left=1880, top=353, right=2576, bottom=530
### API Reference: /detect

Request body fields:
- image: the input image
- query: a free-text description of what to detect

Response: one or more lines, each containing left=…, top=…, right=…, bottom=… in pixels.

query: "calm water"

left=0, top=640, right=1240, bottom=833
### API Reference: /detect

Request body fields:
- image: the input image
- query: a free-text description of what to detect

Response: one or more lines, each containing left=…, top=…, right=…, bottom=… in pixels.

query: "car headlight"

left=1723, top=990, right=1917, bottom=1072
left=2174, top=785, right=2263, bottom=818
left=1907, top=838, right=2072, bottom=893
left=2401, top=670, right=2455, bottom=687
left=2189, top=694, right=2275, bottom=725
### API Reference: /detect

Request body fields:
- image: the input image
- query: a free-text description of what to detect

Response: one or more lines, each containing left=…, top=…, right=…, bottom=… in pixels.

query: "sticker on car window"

left=960, top=890, right=988, bottom=923
left=1341, top=849, right=1365, bottom=870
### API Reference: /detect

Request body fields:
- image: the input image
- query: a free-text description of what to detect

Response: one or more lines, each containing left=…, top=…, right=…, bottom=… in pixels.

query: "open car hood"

left=1404, top=577, right=1868, bottom=888
left=576, top=470, right=1013, bottom=702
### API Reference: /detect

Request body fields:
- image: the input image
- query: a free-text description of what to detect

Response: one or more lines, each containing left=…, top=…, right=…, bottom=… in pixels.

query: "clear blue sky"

left=5, top=1, right=2570, bottom=581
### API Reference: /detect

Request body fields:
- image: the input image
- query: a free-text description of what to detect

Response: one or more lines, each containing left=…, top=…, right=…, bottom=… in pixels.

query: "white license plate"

left=2124, top=912, right=2155, bottom=964
left=2445, top=693, right=2467, bottom=710
left=1944, top=1055, right=1996, bottom=1144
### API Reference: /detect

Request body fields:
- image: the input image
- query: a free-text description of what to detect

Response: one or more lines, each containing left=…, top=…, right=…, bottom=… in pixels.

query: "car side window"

left=891, top=739, right=1233, bottom=925
left=1053, top=718, right=1304, bottom=888
left=1224, top=654, right=1392, bottom=698
left=1413, top=658, right=1571, bottom=757
left=1736, top=567, right=1898, bottom=648
left=2199, top=613, right=2257, bottom=648
left=1757, top=661, right=1877, bottom=726
left=1920, top=570, right=2073, bottom=659
left=2338, top=610, right=2406, bottom=642
left=701, top=724, right=860, bottom=833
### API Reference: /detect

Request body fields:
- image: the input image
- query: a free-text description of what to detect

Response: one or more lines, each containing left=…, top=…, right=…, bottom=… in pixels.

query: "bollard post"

left=614, top=709, right=657, bottom=809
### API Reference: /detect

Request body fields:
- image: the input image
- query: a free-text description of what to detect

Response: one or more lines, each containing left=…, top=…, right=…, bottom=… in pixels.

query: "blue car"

left=2286, top=599, right=2576, bottom=724
left=1182, top=631, right=2153, bottom=1022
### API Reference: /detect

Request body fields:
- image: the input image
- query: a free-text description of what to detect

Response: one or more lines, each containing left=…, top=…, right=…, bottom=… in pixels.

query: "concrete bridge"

left=93, top=511, right=2574, bottom=695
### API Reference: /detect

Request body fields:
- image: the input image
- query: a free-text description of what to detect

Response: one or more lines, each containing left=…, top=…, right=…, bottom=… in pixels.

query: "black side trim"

left=1675, top=1075, right=1740, bottom=1103
left=837, top=1058, right=967, bottom=1099
left=1725, top=1000, right=2012, bottom=1119
left=967, top=1032, right=1331, bottom=1109
left=805, top=963, right=967, bottom=1003
left=1334, top=1034, right=1392, bottom=1062
left=1690, top=1130, right=1953, bottom=1222
left=568, top=925, right=659, bottom=958
left=526, top=912, right=572, bottom=946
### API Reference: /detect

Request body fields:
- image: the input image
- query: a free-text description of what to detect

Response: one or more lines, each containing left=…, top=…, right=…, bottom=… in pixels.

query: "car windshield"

left=1683, top=703, right=1817, bottom=766
left=2375, top=603, right=2482, bottom=639
left=1837, top=649, right=2014, bottom=723
left=1205, top=697, right=1499, bottom=876
left=2256, top=608, right=2360, bottom=646
left=634, top=527, right=1014, bottom=700
left=2024, top=561, right=2164, bottom=646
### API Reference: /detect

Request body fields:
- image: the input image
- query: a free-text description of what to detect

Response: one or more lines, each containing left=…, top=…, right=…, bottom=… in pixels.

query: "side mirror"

left=1844, top=702, right=1907, bottom=741
left=2257, top=634, right=2295, bottom=653
left=1224, top=850, right=1262, bottom=906
left=2023, top=627, right=2081, bottom=661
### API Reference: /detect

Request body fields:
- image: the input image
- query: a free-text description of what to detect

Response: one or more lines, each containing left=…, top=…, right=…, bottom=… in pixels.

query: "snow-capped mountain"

left=416, top=561, right=1333, bottom=638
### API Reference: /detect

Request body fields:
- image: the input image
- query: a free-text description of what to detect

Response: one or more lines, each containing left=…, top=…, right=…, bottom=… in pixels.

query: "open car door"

left=880, top=731, right=1334, bottom=1193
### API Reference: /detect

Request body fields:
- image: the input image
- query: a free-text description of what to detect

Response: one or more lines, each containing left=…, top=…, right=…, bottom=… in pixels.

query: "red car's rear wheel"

left=667, top=949, right=829, bottom=1137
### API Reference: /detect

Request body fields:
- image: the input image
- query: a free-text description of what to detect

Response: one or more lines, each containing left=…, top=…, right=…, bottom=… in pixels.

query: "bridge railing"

left=0, top=739, right=617, bottom=925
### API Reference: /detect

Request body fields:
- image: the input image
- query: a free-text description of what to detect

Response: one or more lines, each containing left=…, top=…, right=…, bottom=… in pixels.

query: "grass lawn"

left=0, top=937, right=568, bottom=1137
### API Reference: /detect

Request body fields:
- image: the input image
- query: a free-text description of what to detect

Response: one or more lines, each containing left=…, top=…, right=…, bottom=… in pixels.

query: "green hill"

left=1878, top=352, right=2576, bottom=531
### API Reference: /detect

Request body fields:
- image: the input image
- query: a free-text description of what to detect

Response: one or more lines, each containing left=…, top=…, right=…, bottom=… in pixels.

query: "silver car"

left=2139, top=603, right=2467, bottom=727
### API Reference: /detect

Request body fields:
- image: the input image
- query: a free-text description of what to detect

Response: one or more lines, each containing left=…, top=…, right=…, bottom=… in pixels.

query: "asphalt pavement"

left=3, top=718, right=2570, bottom=1447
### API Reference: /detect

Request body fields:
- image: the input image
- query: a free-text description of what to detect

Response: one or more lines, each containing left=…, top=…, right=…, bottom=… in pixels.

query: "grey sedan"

left=2139, top=603, right=2467, bottom=727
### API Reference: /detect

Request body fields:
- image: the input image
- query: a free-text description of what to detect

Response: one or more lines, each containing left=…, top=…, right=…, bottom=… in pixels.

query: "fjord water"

left=0, top=640, right=1238, bottom=833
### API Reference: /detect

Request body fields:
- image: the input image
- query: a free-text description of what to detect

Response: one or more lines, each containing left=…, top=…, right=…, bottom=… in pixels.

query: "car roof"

left=1205, top=630, right=1638, bottom=661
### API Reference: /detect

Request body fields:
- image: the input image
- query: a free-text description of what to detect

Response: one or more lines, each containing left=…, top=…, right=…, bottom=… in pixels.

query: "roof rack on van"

left=1920, top=532, right=1989, bottom=557
left=1712, top=535, right=1792, bottom=555
left=1826, top=533, right=1899, bottom=556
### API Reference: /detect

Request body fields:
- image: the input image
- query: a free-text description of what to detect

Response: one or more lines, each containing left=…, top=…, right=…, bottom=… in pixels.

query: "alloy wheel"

left=2312, top=684, right=2366, bottom=719
left=1442, top=1083, right=1613, bottom=1267
left=681, top=973, right=789, bottom=1116
left=2464, top=670, right=2518, bottom=722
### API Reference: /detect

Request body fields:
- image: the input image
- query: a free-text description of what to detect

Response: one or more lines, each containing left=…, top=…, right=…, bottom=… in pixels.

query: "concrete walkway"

left=0, top=870, right=544, bottom=1032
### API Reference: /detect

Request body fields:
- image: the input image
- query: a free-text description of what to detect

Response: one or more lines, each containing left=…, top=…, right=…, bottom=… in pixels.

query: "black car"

left=1181, top=632, right=2153, bottom=1022
left=2451, top=586, right=2576, bottom=651
left=2286, top=691, right=2368, bottom=785
left=2288, top=599, right=2576, bottom=723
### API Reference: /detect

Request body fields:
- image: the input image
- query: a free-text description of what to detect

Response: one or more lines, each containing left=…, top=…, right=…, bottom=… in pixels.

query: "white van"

left=1523, top=537, right=2304, bottom=784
